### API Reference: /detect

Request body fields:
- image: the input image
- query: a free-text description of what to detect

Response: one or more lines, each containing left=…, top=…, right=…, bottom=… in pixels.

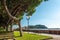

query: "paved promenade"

left=40, top=33, right=60, bottom=40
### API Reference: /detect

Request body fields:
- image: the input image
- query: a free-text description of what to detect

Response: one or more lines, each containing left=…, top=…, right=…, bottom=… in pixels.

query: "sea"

left=29, top=28, right=60, bottom=30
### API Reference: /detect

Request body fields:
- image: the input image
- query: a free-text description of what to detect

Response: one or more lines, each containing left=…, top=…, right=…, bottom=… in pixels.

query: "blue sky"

left=14, top=0, right=60, bottom=28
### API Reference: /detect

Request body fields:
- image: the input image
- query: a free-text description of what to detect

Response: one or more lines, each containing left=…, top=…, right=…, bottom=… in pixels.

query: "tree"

left=0, top=0, right=47, bottom=36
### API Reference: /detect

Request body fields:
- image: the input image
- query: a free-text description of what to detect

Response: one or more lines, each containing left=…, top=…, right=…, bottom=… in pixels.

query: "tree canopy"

left=0, top=0, right=46, bottom=27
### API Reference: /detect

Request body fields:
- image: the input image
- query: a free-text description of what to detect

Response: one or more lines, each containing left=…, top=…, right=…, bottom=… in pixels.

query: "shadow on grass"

left=14, top=36, right=20, bottom=38
left=41, top=37, right=53, bottom=40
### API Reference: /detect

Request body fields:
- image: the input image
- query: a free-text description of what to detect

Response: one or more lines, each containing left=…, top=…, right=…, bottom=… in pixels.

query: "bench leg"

left=4, top=38, right=8, bottom=40
left=13, top=39, right=15, bottom=40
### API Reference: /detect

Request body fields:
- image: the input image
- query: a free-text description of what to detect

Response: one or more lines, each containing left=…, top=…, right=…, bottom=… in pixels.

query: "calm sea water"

left=29, top=28, right=60, bottom=30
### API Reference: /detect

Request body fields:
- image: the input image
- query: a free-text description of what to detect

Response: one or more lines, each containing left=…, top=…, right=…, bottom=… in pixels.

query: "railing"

left=23, top=29, right=60, bottom=35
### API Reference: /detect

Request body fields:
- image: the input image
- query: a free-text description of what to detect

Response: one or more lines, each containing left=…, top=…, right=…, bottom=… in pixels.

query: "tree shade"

left=0, top=0, right=48, bottom=37
left=0, top=0, right=43, bottom=26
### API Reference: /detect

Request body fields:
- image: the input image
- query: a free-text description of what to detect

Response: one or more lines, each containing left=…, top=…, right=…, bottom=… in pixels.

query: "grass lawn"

left=14, top=31, right=52, bottom=40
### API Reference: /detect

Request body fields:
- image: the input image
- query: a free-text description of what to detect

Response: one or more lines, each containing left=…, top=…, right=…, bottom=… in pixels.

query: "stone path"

left=40, top=33, right=60, bottom=40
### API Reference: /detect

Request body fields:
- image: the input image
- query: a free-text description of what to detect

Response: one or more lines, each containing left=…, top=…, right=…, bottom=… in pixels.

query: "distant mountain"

left=14, top=25, right=48, bottom=30
left=28, top=24, right=48, bottom=29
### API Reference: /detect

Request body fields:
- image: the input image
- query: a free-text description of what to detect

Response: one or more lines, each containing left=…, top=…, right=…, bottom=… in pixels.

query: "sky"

left=13, top=0, right=60, bottom=28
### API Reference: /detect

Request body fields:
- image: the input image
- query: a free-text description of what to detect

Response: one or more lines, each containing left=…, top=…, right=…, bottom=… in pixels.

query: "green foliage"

left=6, top=0, right=42, bottom=16
left=44, top=0, right=48, bottom=1
left=0, top=0, right=43, bottom=26
left=25, top=0, right=42, bottom=16
left=26, top=9, right=36, bottom=16
left=0, top=27, right=4, bottom=31
left=0, top=0, right=9, bottom=26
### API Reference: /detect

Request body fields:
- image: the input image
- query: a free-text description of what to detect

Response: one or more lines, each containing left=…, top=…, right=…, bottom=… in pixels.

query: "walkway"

left=26, top=32, right=60, bottom=40
left=40, top=33, right=60, bottom=40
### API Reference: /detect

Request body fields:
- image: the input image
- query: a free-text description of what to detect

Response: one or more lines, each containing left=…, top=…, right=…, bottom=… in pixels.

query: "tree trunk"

left=10, top=20, right=14, bottom=32
left=5, top=25, right=8, bottom=32
left=10, top=24, right=12, bottom=32
left=3, top=0, right=19, bottom=21
left=3, top=0, right=22, bottom=37
left=18, top=20, right=22, bottom=37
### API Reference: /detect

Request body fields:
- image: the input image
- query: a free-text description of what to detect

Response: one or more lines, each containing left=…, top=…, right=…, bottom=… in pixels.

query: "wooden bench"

left=0, top=31, right=15, bottom=40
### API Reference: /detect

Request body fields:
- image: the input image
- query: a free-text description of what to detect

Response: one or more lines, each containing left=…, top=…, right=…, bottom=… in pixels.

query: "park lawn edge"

left=14, top=31, right=52, bottom=40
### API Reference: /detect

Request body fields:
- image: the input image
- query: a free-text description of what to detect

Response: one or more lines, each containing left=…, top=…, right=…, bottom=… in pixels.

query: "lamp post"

left=26, top=16, right=31, bottom=31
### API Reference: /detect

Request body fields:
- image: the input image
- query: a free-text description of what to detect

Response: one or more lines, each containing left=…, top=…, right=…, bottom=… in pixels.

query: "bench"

left=0, top=31, right=15, bottom=40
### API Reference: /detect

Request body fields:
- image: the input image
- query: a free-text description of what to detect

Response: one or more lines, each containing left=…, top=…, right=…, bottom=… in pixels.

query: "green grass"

left=14, top=31, right=52, bottom=40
